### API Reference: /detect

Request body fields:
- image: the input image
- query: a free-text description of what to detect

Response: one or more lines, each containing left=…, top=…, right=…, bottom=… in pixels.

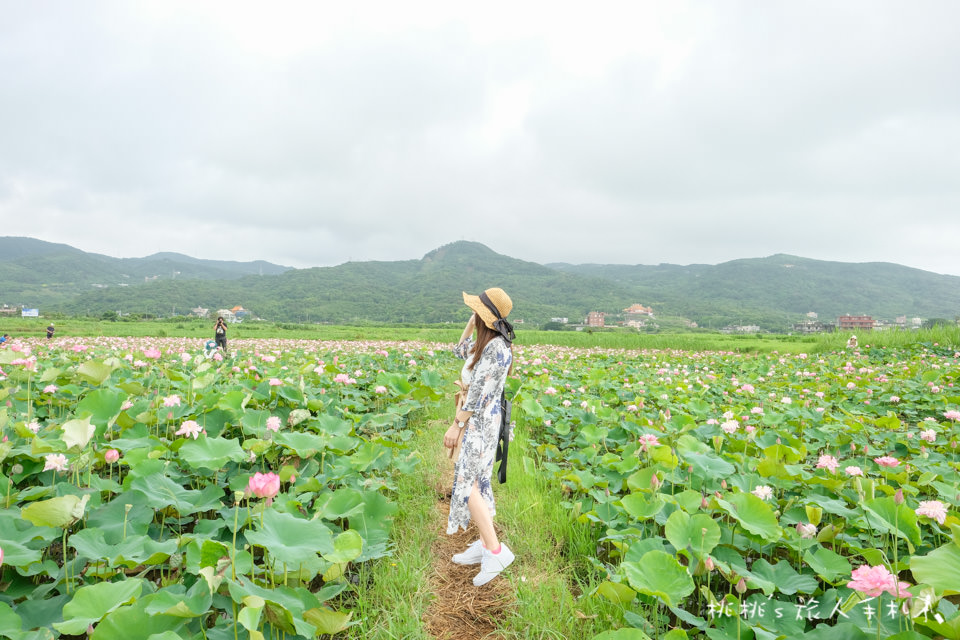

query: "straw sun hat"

left=462, top=287, right=512, bottom=330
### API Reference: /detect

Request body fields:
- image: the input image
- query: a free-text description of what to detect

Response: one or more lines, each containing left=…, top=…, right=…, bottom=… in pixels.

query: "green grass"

left=495, top=428, right=626, bottom=639
left=4, top=316, right=958, bottom=354
left=343, top=406, right=447, bottom=639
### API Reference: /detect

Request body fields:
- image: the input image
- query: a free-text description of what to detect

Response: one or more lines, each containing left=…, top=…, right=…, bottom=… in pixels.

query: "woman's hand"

left=459, top=314, right=477, bottom=344
left=443, top=423, right=464, bottom=450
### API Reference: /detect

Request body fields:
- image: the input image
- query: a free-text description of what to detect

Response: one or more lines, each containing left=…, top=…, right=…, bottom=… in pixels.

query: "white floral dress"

left=447, top=335, right=513, bottom=534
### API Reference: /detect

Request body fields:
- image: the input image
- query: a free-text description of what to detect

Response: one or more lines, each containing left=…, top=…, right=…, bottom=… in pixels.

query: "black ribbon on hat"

left=479, top=292, right=515, bottom=343
left=478, top=290, right=513, bottom=483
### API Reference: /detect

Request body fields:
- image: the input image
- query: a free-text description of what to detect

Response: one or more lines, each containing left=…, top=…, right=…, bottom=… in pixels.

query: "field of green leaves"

left=0, top=336, right=445, bottom=639
left=0, top=334, right=958, bottom=639
left=511, top=341, right=960, bottom=639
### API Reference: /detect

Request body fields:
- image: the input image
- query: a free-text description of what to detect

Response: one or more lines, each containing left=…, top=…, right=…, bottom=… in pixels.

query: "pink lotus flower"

left=721, top=420, right=739, bottom=434
left=874, top=456, right=899, bottom=468
left=752, top=485, right=773, bottom=500
left=175, top=420, right=202, bottom=439
left=43, top=384, right=58, bottom=394
left=27, top=421, right=41, bottom=434
left=847, top=565, right=912, bottom=598
left=816, top=454, right=839, bottom=473
left=247, top=472, right=281, bottom=503
left=889, top=395, right=901, bottom=403
left=796, top=523, right=817, bottom=539
left=374, top=385, right=388, bottom=394
left=944, top=410, right=960, bottom=421
left=333, top=373, right=351, bottom=384
left=143, top=348, right=162, bottom=360
left=163, top=395, right=181, bottom=407
left=919, top=429, right=936, bottom=443
left=44, top=453, right=69, bottom=473
left=562, top=400, right=572, bottom=407
left=845, top=465, right=864, bottom=476
left=638, top=434, right=660, bottom=452
left=266, top=416, right=281, bottom=432
left=915, top=500, right=947, bottom=525
left=269, top=378, right=283, bottom=386
left=104, top=449, right=120, bottom=463
left=544, top=387, right=557, bottom=395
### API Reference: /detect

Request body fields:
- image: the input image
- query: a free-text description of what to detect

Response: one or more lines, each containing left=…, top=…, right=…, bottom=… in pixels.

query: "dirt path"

left=423, top=426, right=513, bottom=640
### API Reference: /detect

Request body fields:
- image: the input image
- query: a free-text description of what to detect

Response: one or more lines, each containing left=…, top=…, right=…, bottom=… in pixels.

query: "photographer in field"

left=214, top=316, right=228, bottom=354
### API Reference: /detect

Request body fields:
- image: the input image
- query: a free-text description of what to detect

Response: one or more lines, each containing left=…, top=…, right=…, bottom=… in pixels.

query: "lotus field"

left=511, top=342, right=960, bottom=639
left=0, top=337, right=442, bottom=639
left=1, top=336, right=959, bottom=639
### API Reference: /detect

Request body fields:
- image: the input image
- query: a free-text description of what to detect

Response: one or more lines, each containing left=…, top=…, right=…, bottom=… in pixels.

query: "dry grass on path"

left=422, top=423, right=513, bottom=640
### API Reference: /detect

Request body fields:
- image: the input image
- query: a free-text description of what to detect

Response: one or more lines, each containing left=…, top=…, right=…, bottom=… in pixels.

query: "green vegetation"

left=4, top=237, right=959, bottom=331
left=4, top=316, right=958, bottom=354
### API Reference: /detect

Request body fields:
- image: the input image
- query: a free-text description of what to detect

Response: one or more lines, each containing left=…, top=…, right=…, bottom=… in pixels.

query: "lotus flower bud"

left=735, top=577, right=747, bottom=594
left=894, top=488, right=904, bottom=505
left=721, top=479, right=727, bottom=489
left=705, top=556, right=715, bottom=571
left=701, top=495, right=709, bottom=509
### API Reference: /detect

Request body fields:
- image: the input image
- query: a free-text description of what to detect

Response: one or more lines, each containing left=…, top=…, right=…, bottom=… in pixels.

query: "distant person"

left=46, top=323, right=55, bottom=339
left=0, top=334, right=9, bottom=345
left=214, top=316, right=228, bottom=353
left=847, top=334, right=858, bottom=349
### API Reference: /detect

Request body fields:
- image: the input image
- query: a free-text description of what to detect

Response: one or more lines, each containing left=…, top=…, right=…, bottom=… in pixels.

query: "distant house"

left=216, top=309, right=237, bottom=323
left=0, top=306, right=17, bottom=316
left=837, top=315, right=874, bottom=331
left=792, top=320, right=833, bottom=334
left=231, top=306, right=250, bottom=320
left=586, top=311, right=605, bottom=327
left=550, top=317, right=569, bottom=324
left=191, top=307, right=210, bottom=319
left=806, top=311, right=818, bottom=319
left=623, top=303, right=654, bottom=318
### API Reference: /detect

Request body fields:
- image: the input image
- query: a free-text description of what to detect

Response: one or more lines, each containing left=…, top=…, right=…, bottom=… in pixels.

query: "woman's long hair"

left=468, top=313, right=512, bottom=373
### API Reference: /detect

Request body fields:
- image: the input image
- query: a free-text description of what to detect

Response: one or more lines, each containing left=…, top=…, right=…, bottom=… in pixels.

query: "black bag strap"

left=495, top=390, right=511, bottom=483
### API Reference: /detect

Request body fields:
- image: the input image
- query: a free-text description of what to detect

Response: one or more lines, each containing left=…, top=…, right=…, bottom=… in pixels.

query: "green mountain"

left=0, top=236, right=291, bottom=307
left=52, top=241, right=633, bottom=324
left=3, top=237, right=958, bottom=330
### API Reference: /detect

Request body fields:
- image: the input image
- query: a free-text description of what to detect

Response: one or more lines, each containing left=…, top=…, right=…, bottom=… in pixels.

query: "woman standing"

left=443, top=287, right=515, bottom=586
left=214, top=316, right=228, bottom=353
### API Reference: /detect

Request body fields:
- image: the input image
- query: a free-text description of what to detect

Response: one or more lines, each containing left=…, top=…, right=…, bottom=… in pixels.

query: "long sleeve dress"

left=447, top=335, right=513, bottom=534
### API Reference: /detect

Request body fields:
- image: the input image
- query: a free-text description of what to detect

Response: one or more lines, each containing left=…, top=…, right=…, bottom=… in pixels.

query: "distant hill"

left=549, top=254, right=960, bottom=329
left=0, top=236, right=291, bottom=307
left=2, top=237, right=958, bottom=330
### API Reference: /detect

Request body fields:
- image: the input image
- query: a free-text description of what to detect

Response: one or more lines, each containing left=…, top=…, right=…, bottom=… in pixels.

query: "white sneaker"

left=452, top=539, right=483, bottom=565
left=472, top=543, right=515, bottom=586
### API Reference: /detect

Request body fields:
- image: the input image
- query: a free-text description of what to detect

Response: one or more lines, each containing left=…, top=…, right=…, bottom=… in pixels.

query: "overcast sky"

left=2, top=1, right=959, bottom=275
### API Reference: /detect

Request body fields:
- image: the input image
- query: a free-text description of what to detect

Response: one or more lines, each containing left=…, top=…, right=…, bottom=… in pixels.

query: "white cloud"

left=1, top=1, right=959, bottom=275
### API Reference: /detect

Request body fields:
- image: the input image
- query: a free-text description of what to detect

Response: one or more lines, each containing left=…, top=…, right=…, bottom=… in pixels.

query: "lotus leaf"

left=21, top=494, right=89, bottom=528
left=748, top=559, right=818, bottom=595
left=244, top=508, right=335, bottom=566
left=622, top=550, right=695, bottom=607
left=53, top=578, right=144, bottom=635
left=76, top=360, right=114, bottom=385
left=178, top=435, right=246, bottom=471
left=715, top=493, right=782, bottom=543
left=911, top=542, right=960, bottom=595
left=592, top=629, right=653, bottom=640
left=664, top=510, right=721, bottom=559
left=803, top=547, right=852, bottom=583
left=61, top=416, right=95, bottom=450
left=70, top=528, right=178, bottom=568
